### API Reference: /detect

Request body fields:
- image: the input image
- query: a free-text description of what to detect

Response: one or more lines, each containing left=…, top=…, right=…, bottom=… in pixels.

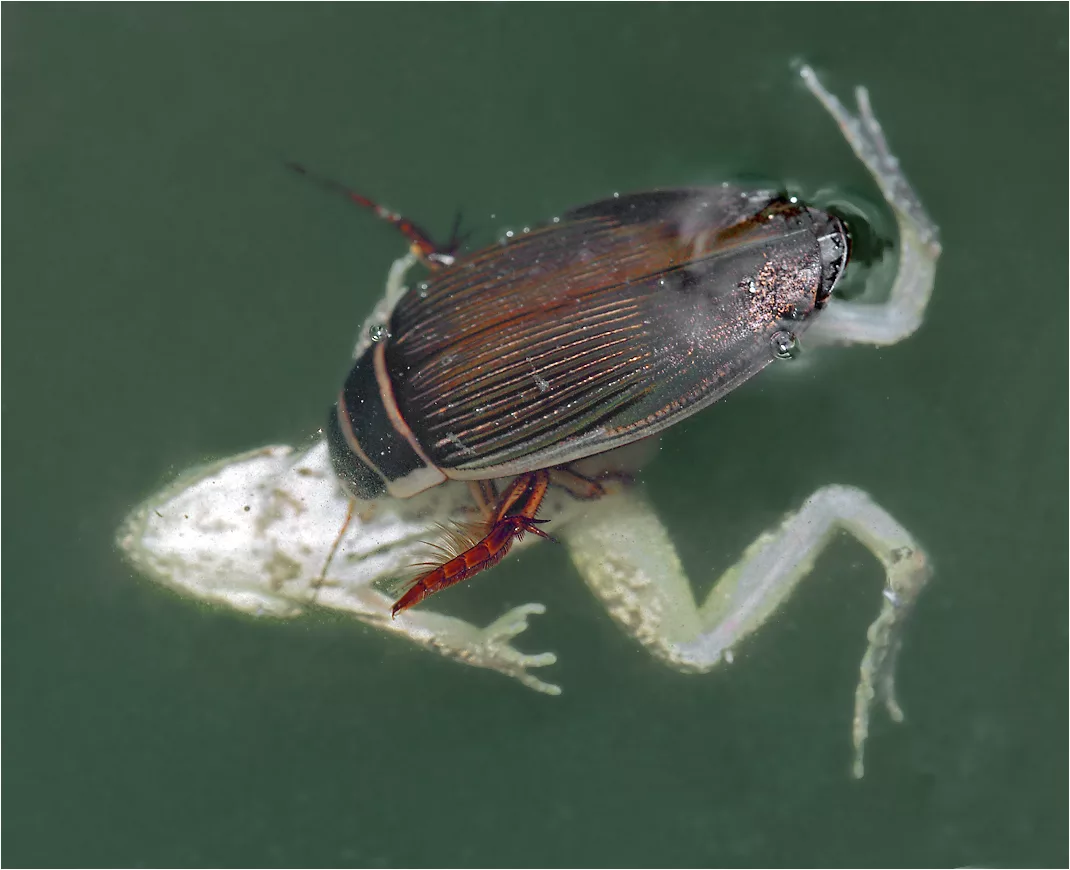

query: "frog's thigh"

left=563, top=485, right=930, bottom=777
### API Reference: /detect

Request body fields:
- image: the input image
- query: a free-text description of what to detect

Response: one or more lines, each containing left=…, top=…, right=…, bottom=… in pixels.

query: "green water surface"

left=4, top=5, right=1067, bottom=867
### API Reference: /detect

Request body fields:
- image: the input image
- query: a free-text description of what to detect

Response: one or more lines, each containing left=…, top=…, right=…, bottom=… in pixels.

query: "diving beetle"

left=294, top=170, right=853, bottom=616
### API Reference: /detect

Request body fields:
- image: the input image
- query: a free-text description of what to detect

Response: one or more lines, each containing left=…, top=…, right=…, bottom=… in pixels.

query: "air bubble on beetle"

left=770, top=329, right=798, bottom=360
left=552, top=216, right=560, bottom=223
left=369, top=323, right=390, bottom=343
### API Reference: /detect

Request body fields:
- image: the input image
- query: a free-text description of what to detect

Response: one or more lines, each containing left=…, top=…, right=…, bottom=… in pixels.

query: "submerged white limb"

left=350, top=251, right=418, bottom=360
left=563, top=486, right=930, bottom=778
left=798, top=65, right=942, bottom=347
left=116, top=441, right=562, bottom=695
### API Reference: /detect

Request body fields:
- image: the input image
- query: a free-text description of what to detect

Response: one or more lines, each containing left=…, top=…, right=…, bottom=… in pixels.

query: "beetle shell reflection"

left=328, top=187, right=849, bottom=501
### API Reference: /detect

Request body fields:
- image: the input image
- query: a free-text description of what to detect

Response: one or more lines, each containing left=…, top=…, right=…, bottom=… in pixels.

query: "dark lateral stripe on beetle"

left=381, top=188, right=837, bottom=471
left=326, top=404, right=388, bottom=498
left=337, top=350, right=445, bottom=497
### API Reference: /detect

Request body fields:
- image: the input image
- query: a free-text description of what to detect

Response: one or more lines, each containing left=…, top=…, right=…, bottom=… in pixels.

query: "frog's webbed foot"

left=564, top=486, right=930, bottom=777
left=391, top=602, right=561, bottom=696
left=689, top=485, right=929, bottom=778
left=853, top=538, right=930, bottom=774
left=798, top=65, right=942, bottom=348
left=479, top=603, right=561, bottom=695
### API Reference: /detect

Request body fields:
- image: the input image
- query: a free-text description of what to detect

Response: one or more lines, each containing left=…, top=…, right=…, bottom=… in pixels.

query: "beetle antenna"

left=446, top=208, right=472, bottom=253
left=286, top=161, right=457, bottom=268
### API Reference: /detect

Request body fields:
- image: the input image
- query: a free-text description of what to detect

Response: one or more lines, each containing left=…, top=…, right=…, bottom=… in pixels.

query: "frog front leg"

left=314, top=571, right=560, bottom=696
left=563, top=486, right=929, bottom=777
left=798, top=65, right=942, bottom=348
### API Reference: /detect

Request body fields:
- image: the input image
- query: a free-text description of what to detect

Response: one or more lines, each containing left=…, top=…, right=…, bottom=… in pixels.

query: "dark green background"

left=4, top=5, right=1067, bottom=867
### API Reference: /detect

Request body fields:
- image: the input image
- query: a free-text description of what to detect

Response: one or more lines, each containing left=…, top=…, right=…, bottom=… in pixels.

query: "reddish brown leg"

left=286, top=162, right=465, bottom=267
left=392, top=471, right=553, bottom=617
left=490, top=473, right=544, bottom=522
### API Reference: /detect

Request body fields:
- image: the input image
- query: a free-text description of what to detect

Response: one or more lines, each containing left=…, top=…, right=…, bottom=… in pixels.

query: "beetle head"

left=810, top=208, right=850, bottom=307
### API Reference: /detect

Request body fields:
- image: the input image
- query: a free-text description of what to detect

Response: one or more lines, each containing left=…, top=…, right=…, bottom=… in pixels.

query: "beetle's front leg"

left=799, top=66, right=942, bottom=348
left=563, top=486, right=930, bottom=777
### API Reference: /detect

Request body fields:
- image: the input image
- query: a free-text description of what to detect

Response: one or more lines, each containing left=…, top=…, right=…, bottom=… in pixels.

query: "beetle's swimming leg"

left=287, top=162, right=461, bottom=267
left=562, top=485, right=929, bottom=778
left=798, top=66, right=942, bottom=348
left=392, top=471, right=554, bottom=616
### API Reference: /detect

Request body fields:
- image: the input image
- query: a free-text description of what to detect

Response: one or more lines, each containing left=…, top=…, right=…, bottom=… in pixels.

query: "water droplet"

left=522, top=226, right=531, bottom=234
left=369, top=323, right=389, bottom=343
left=505, top=230, right=514, bottom=238
left=789, top=195, right=799, bottom=204
left=770, top=329, right=798, bottom=360
left=552, top=216, right=560, bottom=224
left=613, top=191, right=620, bottom=198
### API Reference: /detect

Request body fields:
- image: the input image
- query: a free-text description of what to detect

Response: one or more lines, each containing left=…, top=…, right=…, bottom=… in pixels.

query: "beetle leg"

left=548, top=468, right=606, bottom=501
left=287, top=162, right=458, bottom=267
left=798, top=66, right=942, bottom=348
left=562, top=484, right=930, bottom=778
left=490, top=473, right=542, bottom=522
left=467, top=480, right=500, bottom=519
left=311, top=496, right=356, bottom=602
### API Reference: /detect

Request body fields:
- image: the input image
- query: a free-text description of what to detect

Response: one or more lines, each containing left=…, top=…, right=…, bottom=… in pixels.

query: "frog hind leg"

left=798, top=64, right=942, bottom=348
left=562, top=485, right=930, bottom=778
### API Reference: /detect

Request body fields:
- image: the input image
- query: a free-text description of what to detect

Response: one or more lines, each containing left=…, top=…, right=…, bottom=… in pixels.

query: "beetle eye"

left=814, top=214, right=850, bottom=305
